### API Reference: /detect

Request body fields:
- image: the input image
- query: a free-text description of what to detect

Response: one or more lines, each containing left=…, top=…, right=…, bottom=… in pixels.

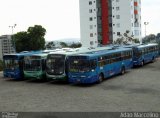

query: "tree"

left=132, top=38, right=140, bottom=43
left=142, top=34, right=156, bottom=44
left=156, top=33, right=160, bottom=54
left=60, top=42, right=68, bottom=48
left=13, top=31, right=31, bottom=52
left=70, top=42, right=82, bottom=48
left=13, top=25, right=46, bottom=52
left=45, top=41, right=55, bottom=49
left=114, top=30, right=139, bottom=45
left=156, top=33, right=160, bottom=42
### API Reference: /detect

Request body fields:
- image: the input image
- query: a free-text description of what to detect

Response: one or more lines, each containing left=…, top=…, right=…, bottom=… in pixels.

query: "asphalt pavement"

left=0, top=58, right=160, bottom=112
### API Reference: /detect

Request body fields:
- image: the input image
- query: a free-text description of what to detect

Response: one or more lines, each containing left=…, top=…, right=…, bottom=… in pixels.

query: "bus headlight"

left=87, top=76, right=91, bottom=78
left=80, top=76, right=86, bottom=78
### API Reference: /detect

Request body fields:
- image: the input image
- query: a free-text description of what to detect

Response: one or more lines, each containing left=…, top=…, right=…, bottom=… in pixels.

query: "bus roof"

left=48, top=46, right=114, bottom=56
left=3, top=51, right=41, bottom=59
left=137, top=43, right=158, bottom=49
left=69, top=47, right=132, bottom=59
left=28, top=53, right=49, bottom=58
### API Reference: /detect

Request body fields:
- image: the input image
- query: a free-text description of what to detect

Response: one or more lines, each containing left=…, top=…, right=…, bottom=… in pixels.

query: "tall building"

left=80, top=0, right=142, bottom=47
left=0, top=35, right=15, bottom=60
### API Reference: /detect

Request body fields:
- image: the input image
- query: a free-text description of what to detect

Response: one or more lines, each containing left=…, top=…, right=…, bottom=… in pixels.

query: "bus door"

left=143, top=48, right=150, bottom=62
left=98, top=56, right=108, bottom=77
left=90, top=59, right=97, bottom=77
left=107, top=55, right=114, bottom=77
left=114, top=53, right=122, bottom=74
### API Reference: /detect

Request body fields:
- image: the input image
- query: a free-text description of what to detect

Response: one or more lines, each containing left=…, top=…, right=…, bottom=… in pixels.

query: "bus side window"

left=19, top=60, right=23, bottom=69
left=90, top=59, right=97, bottom=69
left=42, top=59, right=46, bottom=70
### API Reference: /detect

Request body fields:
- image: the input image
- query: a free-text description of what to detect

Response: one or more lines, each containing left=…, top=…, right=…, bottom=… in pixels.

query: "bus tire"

left=97, top=73, right=104, bottom=83
left=120, top=66, right=125, bottom=75
left=141, top=61, right=144, bottom=66
left=152, top=57, right=155, bottom=63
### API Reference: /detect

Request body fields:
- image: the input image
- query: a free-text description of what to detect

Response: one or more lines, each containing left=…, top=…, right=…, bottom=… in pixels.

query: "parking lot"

left=0, top=58, right=160, bottom=112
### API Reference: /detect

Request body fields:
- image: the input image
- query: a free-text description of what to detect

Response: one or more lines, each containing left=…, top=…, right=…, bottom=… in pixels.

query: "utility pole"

left=144, top=22, right=149, bottom=37
left=9, top=24, right=17, bottom=52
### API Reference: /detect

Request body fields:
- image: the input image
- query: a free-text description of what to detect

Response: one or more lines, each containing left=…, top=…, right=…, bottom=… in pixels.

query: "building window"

left=134, top=22, right=139, bottom=27
left=117, top=32, right=121, bottom=36
left=116, top=23, right=120, bottom=28
left=116, top=7, right=120, bottom=11
left=90, top=25, right=93, bottom=29
left=134, top=30, right=139, bottom=36
left=89, top=17, right=93, bottom=21
left=89, top=1, right=92, bottom=5
left=89, top=9, right=92, bottom=13
left=90, top=33, right=93, bottom=37
left=90, top=41, right=94, bottom=45
left=116, top=15, right=120, bottom=19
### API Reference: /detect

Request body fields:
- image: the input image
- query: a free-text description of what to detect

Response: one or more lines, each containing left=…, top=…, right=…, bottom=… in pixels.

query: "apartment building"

left=0, top=35, right=15, bottom=60
left=80, top=0, right=142, bottom=47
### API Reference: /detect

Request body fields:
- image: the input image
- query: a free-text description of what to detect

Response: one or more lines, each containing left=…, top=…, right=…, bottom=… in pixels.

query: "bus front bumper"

left=46, top=74, right=67, bottom=81
left=24, top=72, right=45, bottom=80
left=3, top=71, right=21, bottom=79
left=133, top=61, right=141, bottom=66
left=69, top=75, right=98, bottom=84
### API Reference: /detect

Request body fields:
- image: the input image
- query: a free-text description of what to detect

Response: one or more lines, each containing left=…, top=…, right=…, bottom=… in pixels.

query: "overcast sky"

left=0, top=0, right=159, bottom=41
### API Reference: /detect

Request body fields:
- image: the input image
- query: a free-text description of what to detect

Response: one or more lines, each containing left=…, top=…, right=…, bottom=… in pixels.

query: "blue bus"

left=46, top=46, right=113, bottom=81
left=3, top=51, right=41, bottom=79
left=68, top=47, right=133, bottom=84
left=131, top=43, right=159, bottom=66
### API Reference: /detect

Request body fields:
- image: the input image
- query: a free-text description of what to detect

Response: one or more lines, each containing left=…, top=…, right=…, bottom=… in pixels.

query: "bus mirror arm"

left=91, top=69, right=95, bottom=72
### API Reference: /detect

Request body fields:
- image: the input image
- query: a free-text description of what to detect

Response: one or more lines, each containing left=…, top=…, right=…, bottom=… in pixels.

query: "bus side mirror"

left=91, top=69, right=95, bottom=72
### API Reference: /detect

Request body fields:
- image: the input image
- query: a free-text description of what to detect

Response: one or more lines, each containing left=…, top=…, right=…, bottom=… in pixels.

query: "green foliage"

left=70, top=43, right=82, bottom=48
left=156, top=33, right=160, bottom=54
left=0, top=60, right=3, bottom=71
left=132, top=38, right=140, bottom=43
left=60, top=42, right=68, bottom=48
left=143, top=33, right=160, bottom=55
left=142, top=34, right=156, bottom=44
left=45, top=41, right=55, bottom=49
left=13, top=25, right=46, bottom=52
left=114, top=30, right=139, bottom=45
left=13, top=32, right=30, bottom=52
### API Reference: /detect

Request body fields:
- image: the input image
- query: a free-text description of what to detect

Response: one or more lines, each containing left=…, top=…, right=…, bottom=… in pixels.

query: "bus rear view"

left=3, top=54, right=24, bottom=79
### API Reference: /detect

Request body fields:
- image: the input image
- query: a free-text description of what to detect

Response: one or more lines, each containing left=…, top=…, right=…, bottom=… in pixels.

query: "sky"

left=0, top=0, right=160, bottom=41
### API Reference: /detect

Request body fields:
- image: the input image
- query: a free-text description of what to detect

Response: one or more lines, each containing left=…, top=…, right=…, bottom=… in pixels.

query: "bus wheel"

left=141, top=61, right=144, bottom=66
left=152, top=57, right=155, bottom=63
left=120, top=66, right=125, bottom=75
left=98, top=73, right=104, bottom=83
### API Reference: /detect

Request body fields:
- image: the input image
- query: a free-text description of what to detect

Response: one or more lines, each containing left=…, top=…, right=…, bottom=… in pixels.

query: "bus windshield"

left=133, top=48, right=141, bottom=58
left=69, top=60, right=91, bottom=72
left=4, top=59, right=19, bottom=69
left=46, top=55, right=65, bottom=75
left=24, top=59, right=41, bottom=71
